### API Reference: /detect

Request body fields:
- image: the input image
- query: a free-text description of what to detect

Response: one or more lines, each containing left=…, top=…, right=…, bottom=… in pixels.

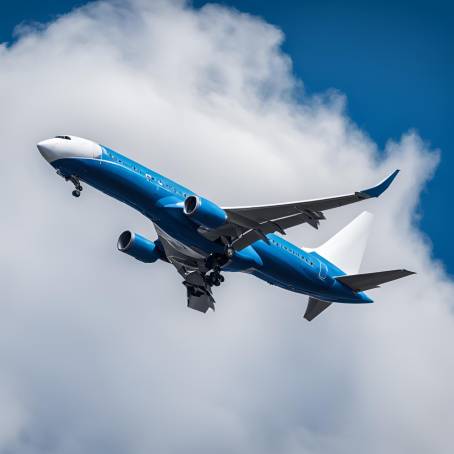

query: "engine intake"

left=183, top=195, right=227, bottom=229
left=117, top=231, right=161, bottom=263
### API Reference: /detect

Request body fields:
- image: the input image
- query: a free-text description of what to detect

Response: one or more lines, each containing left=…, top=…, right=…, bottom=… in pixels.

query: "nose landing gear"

left=65, top=175, right=83, bottom=198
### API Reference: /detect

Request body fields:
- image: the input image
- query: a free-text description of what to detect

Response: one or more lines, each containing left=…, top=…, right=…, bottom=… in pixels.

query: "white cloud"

left=0, top=0, right=453, bottom=453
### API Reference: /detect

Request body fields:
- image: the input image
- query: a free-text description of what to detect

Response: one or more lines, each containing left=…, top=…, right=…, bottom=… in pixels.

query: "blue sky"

left=2, top=0, right=451, bottom=273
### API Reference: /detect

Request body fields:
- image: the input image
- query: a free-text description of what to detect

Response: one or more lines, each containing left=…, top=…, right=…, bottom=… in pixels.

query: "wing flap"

left=230, top=211, right=324, bottom=250
left=336, top=269, right=415, bottom=292
left=184, top=282, right=215, bottom=313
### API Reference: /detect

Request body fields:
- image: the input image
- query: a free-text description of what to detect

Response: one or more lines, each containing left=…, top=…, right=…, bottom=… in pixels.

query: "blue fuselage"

left=51, top=145, right=371, bottom=304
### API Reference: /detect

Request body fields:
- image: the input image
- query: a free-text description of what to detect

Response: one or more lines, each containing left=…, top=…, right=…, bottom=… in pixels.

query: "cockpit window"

left=55, top=135, right=71, bottom=140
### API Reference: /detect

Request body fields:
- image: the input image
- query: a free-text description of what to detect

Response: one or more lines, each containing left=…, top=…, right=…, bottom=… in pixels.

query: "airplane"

left=37, top=135, right=415, bottom=321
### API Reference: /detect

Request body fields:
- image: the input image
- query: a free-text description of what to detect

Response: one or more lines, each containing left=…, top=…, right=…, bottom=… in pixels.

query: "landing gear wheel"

left=67, top=175, right=83, bottom=196
left=206, top=270, right=224, bottom=287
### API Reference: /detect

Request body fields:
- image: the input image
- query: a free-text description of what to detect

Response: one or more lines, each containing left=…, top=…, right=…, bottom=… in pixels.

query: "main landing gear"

left=203, top=245, right=235, bottom=288
left=65, top=175, right=83, bottom=197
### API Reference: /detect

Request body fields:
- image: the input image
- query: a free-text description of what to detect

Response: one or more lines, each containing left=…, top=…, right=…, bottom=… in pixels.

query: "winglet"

left=360, top=169, right=400, bottom=198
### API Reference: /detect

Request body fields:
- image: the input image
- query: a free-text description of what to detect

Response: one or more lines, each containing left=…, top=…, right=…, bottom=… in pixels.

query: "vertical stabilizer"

left=315, top=211, right=373, bottom=274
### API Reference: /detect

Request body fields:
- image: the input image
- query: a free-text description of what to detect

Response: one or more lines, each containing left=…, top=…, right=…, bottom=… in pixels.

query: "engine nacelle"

left=183, top=195, right=227, bottom=229
left=117, top=231, right=162, bottom=263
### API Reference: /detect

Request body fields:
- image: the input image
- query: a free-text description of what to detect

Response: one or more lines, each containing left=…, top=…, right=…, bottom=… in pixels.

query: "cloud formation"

left=0, top=0, right=453, bottom=453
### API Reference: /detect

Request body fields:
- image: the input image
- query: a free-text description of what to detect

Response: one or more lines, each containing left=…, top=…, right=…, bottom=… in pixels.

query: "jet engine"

left=117, top=231, right=162, bottom=263
left=183, top=195, right=227, bottom=229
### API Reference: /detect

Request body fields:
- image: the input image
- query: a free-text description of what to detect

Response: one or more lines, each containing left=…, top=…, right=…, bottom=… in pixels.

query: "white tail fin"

left=315, top=211, right=373, bottom=274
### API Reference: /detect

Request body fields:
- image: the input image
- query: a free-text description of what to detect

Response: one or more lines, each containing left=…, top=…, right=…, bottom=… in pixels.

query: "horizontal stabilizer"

left=304, top=297, right=332, bottom=321
left=336, top=269, right=415, bottom=292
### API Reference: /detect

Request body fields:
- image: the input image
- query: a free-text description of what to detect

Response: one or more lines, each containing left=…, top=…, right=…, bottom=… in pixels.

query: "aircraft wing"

left=214, top=170, right=399, bottom=251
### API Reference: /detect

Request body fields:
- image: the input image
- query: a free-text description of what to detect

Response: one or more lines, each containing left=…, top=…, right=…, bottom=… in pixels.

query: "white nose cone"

left=37, top=135, right=102, bottom=163
left=37, top=138, right=61, bottom=162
